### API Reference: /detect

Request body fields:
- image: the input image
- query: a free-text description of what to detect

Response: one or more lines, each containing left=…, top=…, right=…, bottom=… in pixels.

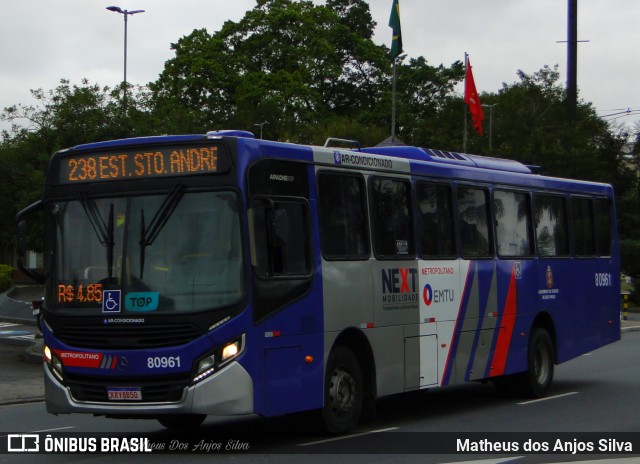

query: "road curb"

left=21, top=340, right=44, bottom=364
left=0, top=397, right=45, bottom=406
left=0, top=287, right=38, bottom=327
left=622, top=325, right=640, bottom=333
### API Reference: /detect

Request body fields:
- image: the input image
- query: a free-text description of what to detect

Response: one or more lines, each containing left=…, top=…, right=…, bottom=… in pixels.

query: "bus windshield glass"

left=50, top=190, right=244, bottom=314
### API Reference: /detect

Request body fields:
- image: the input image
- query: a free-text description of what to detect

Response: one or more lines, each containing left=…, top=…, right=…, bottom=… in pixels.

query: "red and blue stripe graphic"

left=441, top=261, right=518, bottom=385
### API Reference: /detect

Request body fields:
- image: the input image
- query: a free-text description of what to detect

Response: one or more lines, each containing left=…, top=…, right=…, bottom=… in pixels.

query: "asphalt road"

left=1, top=332, right=639, bottom=463
left=1, top=286, right=640, bottom=463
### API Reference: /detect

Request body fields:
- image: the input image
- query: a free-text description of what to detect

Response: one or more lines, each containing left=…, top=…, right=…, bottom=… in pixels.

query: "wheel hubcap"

left=329, top=367, right=356, bottom=414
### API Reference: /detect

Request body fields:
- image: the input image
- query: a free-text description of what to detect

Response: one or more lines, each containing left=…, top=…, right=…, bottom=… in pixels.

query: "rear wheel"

left=514, top=328, right=554, bottom=398
left=322, top=346, right=363, bottom=434
left=157, top=414, right=206, bottom=430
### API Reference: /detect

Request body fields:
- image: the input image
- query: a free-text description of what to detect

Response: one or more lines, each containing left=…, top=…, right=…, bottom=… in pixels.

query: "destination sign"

left=57, top=144, right=229, bottom=184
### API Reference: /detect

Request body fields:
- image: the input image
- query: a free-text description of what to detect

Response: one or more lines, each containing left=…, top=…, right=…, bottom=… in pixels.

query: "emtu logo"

left=423, top=284, right=433, bottom=306
left=422, top=283, right=455, bottom=306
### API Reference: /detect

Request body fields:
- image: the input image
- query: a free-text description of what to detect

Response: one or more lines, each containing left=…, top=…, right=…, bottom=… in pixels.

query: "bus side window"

left=249, top=197, right=313, bottom=321
left=249, top=199, right=311, bottom=277
left=457, top=186, right=492, bottom=258
left=594, top=198, right=613, bottom=257
left=369, top=177, right=415, bottom=259
left=494, top=189, right=533, bottom=257
left=534, top=194, right=569, bottom=257
left=317, top=172, right=369, bottom=259
left=571, top=197, right=596, bottom=257
left=416, top=182, right=455, bottom=258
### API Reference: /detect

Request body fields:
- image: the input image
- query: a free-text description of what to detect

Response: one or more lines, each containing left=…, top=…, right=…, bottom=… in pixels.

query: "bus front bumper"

left=44, top=360, right=254, bottom=417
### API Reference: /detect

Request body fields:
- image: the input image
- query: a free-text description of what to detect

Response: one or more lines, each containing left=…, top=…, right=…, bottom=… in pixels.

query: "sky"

left=1, top=0, right=639, bottom=136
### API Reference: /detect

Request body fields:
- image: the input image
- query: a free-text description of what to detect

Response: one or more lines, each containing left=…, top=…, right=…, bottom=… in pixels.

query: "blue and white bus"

left=17, top=130, right=620, bottom=433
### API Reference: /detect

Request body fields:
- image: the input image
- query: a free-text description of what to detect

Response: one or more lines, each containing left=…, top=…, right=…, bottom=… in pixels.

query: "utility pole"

left=567, top=0, right=578, bottom=121
left=557, top=0, right=588, bottom=121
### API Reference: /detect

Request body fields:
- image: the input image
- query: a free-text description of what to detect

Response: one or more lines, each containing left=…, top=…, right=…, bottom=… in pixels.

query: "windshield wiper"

left=79, top=194, right=115, bottom=282
left=139, top=184, right=185, bottom=279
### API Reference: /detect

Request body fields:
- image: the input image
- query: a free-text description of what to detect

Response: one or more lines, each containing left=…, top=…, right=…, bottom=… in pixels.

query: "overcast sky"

left=1, top=0, right=639, bottom=136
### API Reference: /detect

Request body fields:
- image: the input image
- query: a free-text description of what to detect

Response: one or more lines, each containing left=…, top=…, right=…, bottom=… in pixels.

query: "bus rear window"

left=572, top=197, right=596, bottom=257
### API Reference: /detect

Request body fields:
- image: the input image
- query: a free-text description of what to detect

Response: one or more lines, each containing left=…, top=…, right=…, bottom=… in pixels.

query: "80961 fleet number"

left=147, top=356, right=181, bottom=369
left=595, top=272, right=612, bottom=287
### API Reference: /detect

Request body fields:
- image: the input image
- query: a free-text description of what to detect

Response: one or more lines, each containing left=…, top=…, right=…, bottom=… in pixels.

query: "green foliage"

left=620, top=240, right=640, bottom=278
left=0, top=264, right=12, bottom=293
left=621, top=240, right=640, bottom=304
left=0, top=79, right=154, bottom=253
left=1, top=0, right=640, bottom=260
left=151, top=0, right=396, bottom=142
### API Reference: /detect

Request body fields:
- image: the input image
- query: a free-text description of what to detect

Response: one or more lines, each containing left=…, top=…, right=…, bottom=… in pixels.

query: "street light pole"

left=106, top=6, right=145, bottom=113
left=253, top=121, right=269, bottom=139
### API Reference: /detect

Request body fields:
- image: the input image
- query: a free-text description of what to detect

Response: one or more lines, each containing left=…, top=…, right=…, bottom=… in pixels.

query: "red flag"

left=464, top=56, right=484, bottom=136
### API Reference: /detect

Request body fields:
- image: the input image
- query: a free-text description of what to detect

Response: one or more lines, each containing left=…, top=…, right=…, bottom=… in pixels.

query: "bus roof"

left=63, top=130, right=254, bottom=153
left=55, top=131, right=612, bottom=194
left=361, top=146, right=533, bottom=175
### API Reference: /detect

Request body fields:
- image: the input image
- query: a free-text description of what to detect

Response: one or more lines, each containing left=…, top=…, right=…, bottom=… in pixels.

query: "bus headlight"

left=219, top=335, right=244, bottom=368
left=44, top=345, right=64, bottom=382
left=192, top=335, right=245, bottom=384
left=221, top=340, right=240, bottom=363
left=194, top=354, right=216, bottom=384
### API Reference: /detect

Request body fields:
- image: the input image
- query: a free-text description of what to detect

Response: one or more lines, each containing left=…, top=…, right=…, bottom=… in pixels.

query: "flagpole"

left=388, top=0, right=402, bottom=141
left=391, top=58, right=397, bottom=140
left=463, top=53, right=468, bottom=153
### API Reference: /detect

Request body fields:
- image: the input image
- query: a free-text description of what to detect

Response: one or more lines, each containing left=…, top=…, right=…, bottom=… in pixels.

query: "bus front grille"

left=54, top=323, right=202, bottom=349
left=65, top=372, right=191, bottom=403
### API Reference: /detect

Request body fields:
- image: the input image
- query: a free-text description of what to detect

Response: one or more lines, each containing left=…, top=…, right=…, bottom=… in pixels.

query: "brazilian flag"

left=389, top=0, right=403, bottom=60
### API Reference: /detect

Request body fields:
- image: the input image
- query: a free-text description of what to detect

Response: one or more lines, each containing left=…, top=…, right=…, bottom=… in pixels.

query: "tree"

left=0, top=79, right=153, bottom=254
left=150, top=0, right=465, bottom=144
left=394, top=57, right=464, bottom=147
left=151, top=0, right=392, bottom=142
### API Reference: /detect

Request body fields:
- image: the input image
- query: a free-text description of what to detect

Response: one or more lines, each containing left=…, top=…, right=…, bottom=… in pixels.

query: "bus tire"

left=322, top=346, right=363, bottom=434
left=157, top=414, right=206, bottom=430
left=515, top=328, right=554, bottom=398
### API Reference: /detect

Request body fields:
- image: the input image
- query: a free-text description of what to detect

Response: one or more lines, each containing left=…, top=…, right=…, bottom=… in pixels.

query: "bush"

left=620, top=240, right=640, bottom=279
left=0, top=264, right=13, bottom=293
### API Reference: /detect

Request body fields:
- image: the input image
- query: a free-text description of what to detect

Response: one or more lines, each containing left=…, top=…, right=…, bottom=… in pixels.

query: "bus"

left=17, top=130, right=620, bottom=433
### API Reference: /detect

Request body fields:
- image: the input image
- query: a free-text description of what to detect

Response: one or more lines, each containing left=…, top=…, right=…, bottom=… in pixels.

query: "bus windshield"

left=50, top=190, right=244, bottom=314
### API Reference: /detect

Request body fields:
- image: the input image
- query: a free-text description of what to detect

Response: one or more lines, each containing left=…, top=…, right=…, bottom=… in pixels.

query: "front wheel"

left=322, top=346, right=363, bottom=434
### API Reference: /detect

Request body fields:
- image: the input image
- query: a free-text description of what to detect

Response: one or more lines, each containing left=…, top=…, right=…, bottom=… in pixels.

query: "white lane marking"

left=0, top=322, right=19, bottom=327
left=518, top=391, right=578, bottom=405
left=0, top=426, right=75, bottom=439
left=298, top=427, right=399, bottom=447
left=33, top=426, right=76, bottom=433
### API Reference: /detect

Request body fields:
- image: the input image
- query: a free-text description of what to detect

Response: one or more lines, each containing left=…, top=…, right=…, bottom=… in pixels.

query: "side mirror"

left=16, top=201, right=45, bottom=284
left=17, top=220, right=28, bottom=257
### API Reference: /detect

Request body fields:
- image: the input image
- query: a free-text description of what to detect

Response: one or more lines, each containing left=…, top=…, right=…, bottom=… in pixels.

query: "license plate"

left=107, top=387, right=142, bottom=401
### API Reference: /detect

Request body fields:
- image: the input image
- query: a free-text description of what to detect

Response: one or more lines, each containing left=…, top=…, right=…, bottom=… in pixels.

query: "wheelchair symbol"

left=102, top=290, right=121, bottom=313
